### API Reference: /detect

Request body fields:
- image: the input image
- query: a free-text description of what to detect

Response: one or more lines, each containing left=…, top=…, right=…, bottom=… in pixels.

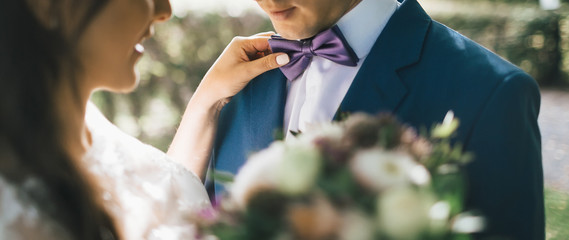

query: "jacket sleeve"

left=464, top=71, right=544, bottom=240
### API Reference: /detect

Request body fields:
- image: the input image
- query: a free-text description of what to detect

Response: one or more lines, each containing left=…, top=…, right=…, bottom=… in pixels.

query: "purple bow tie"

left=268, top=26, right=359, bottom=80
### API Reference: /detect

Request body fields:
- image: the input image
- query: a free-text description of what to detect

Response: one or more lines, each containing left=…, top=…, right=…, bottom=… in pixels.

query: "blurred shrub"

left=429, top=1, right=568, bottom=86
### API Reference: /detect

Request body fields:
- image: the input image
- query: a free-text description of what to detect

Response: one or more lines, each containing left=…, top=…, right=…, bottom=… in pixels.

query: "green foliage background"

left=427, top=0, right=569, bottom=86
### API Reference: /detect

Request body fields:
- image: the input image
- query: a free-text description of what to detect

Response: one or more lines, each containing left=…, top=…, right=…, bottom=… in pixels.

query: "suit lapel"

left=337, top=0, right=432, bottom=118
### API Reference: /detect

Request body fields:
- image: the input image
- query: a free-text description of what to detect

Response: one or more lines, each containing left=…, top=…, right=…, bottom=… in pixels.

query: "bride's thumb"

left=247, top=53, right=289, bottom=77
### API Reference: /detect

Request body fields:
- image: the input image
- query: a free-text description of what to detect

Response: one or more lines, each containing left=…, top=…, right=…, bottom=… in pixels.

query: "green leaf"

left=212, top=170, right=235, bottom=184
left=432, top=111, right=460, bottom=139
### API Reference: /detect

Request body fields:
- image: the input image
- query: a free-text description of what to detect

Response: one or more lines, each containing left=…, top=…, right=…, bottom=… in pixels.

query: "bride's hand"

left=193, top=32, right=289, bottom=110
left=168, top=33, right=289, bottom=179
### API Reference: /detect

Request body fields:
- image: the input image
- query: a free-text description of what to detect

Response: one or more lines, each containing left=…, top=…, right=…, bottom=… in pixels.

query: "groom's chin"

left=273, top=20, right=336, bottom=40
left=273, top=26, right=319, bottom=40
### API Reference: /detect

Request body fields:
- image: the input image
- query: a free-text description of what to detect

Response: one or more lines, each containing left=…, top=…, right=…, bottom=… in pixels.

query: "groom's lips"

left=270, top=7, right=295, bottom=21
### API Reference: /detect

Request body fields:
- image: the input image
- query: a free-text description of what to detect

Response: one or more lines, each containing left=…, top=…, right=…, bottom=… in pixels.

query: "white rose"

left=276, top=138, right=322, bottom=195
left=296, top=122, right=344, bottom=144
left=451, top=212, right=486, bottom=234
left=377, top=188, right=435, bottom=239
left=230, top=142, right=286, bottom=208
left=350, top=149, right=420, bottom=191
left=429, top=201, right=452, bottom=234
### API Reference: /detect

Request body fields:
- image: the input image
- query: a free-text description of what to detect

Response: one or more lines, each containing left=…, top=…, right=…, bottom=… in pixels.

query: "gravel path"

left=539, top=89, right=569, bottom=192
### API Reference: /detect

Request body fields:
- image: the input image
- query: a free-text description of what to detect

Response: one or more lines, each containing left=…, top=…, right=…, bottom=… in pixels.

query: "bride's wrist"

left=188, top=89, right=225, bottom=118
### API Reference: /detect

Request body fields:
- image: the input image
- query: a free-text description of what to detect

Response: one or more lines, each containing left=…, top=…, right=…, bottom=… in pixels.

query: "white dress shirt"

left=284, top=0, right=399, bottom=139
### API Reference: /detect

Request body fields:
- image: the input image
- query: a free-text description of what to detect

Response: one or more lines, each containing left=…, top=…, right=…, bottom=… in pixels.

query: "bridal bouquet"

left=198, top=112, right=484, bottom=240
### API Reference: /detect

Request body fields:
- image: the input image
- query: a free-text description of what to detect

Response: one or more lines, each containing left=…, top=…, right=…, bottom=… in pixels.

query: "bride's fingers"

left=236, top=36, right=289, bottom=76
left=240, top=36, right=276, bottom=56
left=254, top=31, right=276, bottom=37
left=245, top=53, right=289, bottom=77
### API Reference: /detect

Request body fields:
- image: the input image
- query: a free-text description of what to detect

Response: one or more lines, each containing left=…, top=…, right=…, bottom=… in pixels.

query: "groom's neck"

left=310, top=0, right=362, bottom=36
left=307, top=0, right=363, bottom=38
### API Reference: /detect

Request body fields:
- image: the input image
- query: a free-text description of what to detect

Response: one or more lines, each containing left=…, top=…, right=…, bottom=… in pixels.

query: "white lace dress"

left=0, top=103, right=211, bottom=239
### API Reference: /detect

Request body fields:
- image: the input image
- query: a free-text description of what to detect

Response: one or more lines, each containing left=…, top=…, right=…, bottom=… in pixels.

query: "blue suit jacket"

left=209, top=0, right=544, bottom=239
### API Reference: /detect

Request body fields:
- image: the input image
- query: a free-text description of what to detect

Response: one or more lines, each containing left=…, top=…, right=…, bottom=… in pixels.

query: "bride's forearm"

left=167, top=89, right=223, bottom=182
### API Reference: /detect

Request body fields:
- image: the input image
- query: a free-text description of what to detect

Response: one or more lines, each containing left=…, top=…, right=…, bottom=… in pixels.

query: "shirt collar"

left=336, top=0, right=399, bottom=59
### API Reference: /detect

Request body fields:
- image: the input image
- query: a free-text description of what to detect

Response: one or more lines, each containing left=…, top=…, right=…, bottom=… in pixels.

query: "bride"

left=0, top=0, right=289, bottom=239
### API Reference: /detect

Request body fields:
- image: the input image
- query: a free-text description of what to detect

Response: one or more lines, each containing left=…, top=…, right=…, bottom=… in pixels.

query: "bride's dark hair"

left=0, top=1, right=120, bottom=239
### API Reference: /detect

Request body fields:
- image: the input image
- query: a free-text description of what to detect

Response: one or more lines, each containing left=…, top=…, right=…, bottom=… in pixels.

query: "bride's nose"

left=154, top=0, right=172, bottom=22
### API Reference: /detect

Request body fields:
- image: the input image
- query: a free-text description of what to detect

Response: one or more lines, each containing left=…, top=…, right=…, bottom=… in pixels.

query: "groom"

left=208, top=0, right=544, bottom=239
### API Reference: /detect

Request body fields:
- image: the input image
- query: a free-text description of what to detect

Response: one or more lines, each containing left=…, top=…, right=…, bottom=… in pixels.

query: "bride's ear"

left=25, top=0, right=59, bottom=29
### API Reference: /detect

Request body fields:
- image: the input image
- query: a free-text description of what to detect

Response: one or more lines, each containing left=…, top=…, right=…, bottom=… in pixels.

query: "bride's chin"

left=126, top=72, right=141, bottom=91
left=104, top=74, right=140, bottom=93
left=118, top=78, right=140, bottom=93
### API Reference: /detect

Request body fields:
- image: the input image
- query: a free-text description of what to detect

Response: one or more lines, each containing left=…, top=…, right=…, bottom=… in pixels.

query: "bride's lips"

left=269, top=7, right=296, bottom=21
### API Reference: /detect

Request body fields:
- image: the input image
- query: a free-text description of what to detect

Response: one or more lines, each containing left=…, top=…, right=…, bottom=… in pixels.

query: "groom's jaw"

left=256, top=0, right=362, bottom=40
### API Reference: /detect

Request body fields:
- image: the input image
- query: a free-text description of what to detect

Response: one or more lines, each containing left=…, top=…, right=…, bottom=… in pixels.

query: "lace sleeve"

left=0, top=177, right=71, bottom=240
left=84, top=102, right=212, bottom=239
